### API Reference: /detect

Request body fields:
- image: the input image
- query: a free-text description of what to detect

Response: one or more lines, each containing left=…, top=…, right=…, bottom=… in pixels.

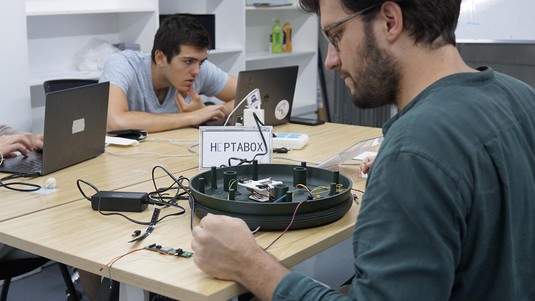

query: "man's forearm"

left=236, top=247, right=291, bottom=301
left=107, top=111, right=193, bottom=133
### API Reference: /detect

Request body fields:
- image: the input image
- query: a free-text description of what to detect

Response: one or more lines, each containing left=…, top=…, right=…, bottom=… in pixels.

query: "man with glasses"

left=191, top=0, right=535, bottom=300
left=101, top=15, right=237, bottom=132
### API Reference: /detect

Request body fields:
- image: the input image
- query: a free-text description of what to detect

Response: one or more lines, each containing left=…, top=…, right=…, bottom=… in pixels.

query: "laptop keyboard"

left=10, top=158, right=43, bottom=174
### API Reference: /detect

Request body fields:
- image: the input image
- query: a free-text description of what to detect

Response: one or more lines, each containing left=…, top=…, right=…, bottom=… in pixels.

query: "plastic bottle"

left=271, top=18, right=283, bottom=53
left=283, top=21, right=292, bottom=52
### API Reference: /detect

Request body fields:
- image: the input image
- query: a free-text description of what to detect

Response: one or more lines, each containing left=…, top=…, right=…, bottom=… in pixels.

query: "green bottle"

left=271, top=18, right=283, bottom=53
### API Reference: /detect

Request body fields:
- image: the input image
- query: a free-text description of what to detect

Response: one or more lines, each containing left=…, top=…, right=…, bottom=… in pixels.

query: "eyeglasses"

left=322, top=5, right=379, bottom=51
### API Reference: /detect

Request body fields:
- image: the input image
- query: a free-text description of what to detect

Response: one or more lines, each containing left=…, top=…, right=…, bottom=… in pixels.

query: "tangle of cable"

left=75, top=179, right=185, bottom=225
left=149, top=165, right=196, bottom=230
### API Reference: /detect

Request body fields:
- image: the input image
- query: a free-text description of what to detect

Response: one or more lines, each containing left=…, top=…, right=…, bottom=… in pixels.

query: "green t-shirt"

left=274, top=67, right=535, bottom=301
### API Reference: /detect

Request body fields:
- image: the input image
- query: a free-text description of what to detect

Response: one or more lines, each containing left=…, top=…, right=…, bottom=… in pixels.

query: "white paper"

left=105, top=136, right=139, bottom=146
left=354, top=151, right=378, bottom=161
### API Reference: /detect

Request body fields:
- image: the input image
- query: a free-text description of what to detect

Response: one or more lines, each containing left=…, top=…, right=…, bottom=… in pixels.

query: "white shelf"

left=209, top=48, right=243, bottom=55
left=26, top=0, right=157, bottom=16
left=26, top=0, right=159, bottom=88
left=245, top=0, right=318, bottom=115
left=246, top=50, right=316, bottom=62
left=26, top=8, right=156, bottom=16
left=245, top=5, right=298, bottom=11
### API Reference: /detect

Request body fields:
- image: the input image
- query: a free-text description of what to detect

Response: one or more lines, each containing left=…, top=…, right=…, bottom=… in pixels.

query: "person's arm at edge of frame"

left=106, top=84, right=227, bottom=133
left=0, top=124, right=43, bottom=157
left=0, top=124, right=43, bottom=149
left=191, top=213, right=290, bottom=301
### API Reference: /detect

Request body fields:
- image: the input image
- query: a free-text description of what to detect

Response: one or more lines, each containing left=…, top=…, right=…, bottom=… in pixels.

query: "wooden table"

left=0, top=128, right=200, bottom=222
left=0, top=123, right=382, bottom=301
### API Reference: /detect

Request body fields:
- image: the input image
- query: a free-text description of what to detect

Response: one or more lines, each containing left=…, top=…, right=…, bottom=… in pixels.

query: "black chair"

left=0, top=257, right=79, bottom=301
left=43, top=79, right=98, bottom=94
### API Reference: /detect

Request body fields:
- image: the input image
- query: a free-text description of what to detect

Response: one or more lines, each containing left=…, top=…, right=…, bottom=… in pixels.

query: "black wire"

left=251, top=112, right=269, bottom=162
left=75, top=166, right=196, bottom=230
left=149, top=165, right=196, bottom=230
left=227, top=112, right=269, bottom=167
left=0, top=173, right=41, bottom=192
left=76, top=179, right=99, bottom=200
left=96, top=207, right=182, bottom=226
left=75, top=176, right=185, bottom=226
left=149, top=166, right=189, bottom=205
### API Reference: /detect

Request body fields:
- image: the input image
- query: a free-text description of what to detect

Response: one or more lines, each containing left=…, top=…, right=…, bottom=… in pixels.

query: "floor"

left=3, top=239, right=354, bottom=300
left=2, top=262, right=90, bottom=301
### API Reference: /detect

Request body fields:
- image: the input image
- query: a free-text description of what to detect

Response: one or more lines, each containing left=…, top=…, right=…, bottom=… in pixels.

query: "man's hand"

left=26, top=133, right=44, bottom=150
left=360, top=156, right=376, bottom=175
left=191, top=214, right=261, bottom=281
left=0, top=134, right=41, bottom=158
left=191, top=214, right=290, bottom=301
left=175, top=86, right=228, bottom=125
left=175, top=86, right=206, bottom=113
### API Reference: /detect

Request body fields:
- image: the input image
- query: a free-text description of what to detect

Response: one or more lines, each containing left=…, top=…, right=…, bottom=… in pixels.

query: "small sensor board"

left=144, top=244, right=193, bottom=258
left=238, top=178, right=283, bottom=202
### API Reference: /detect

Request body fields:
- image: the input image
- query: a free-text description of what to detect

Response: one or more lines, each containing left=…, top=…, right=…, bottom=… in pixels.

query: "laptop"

left=203, top=65, right=299, bottom=126
left=0, top=82, right=110, bottom=176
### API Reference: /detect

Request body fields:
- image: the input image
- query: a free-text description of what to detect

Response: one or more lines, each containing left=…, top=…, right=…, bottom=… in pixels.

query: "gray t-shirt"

left=99, top=50, right=228, bottom=113
left=0, top=124, right=22, bottom=136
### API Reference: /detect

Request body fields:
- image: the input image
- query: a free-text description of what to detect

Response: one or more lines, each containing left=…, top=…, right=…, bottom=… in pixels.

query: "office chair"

left=0, top=257, right=79, bottom=301
left=43, top=79, right=98, bottom=94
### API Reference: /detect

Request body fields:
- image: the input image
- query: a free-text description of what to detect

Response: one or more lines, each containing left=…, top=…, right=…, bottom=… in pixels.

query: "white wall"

left=457, top=0, right=535, bottom=42
left=0, top=1, right=32, bottom=132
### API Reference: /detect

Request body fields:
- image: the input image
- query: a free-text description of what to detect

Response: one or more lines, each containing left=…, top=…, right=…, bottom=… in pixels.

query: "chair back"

left=0, top=257, right=49, bottom=280
left=43, top=79, right=98, bottom=93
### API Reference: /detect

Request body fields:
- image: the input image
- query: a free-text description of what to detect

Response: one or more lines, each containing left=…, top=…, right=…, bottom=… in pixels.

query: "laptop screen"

left=0, top=82, right=109, bottom=175
left=231, top=65, right=299, bottom=126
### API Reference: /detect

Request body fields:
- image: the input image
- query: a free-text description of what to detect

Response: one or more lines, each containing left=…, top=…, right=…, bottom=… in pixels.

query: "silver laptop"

left=0, top=82, right=109, bottom=175
left=204, top=65, right=299, bottom=126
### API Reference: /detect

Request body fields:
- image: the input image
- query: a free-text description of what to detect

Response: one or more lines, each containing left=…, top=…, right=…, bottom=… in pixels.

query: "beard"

left=349, top=22, right=401, bottom=109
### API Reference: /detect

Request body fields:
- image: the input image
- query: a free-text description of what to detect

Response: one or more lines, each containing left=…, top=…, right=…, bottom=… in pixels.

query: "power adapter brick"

left=91, top=191, right=148, bottom=212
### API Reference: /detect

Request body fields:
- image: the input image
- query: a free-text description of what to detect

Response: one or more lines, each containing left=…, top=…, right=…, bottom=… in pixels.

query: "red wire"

left=264, top=198, right=309, bottom=250
left=99, top=247, right=179, bottom=284
left=264, top=185, right=362, bottom=250
left=352, top=187, right=365, bottom=193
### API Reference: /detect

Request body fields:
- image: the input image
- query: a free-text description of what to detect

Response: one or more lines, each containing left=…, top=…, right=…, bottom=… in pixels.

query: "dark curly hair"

left=151, top=14, right=211, bottom=63
left=299, top=0, right=461, bottom=47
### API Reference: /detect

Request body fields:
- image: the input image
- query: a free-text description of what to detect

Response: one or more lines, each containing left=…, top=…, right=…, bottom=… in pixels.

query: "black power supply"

left=91, top=191, right=148, bottom=212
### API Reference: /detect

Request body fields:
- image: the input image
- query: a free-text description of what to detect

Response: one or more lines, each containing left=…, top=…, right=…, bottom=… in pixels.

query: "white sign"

left=199, top=126, right=273, bottom=169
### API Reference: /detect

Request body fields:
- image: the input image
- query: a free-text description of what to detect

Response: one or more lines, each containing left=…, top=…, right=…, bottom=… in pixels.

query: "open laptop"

left=204, top=65, right=299, bottom=126
left=0, top=82, right=109, bottom=176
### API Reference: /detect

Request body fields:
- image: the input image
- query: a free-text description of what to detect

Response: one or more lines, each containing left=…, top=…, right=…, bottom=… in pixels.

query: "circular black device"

left=189, top=163, right=353, bottom=231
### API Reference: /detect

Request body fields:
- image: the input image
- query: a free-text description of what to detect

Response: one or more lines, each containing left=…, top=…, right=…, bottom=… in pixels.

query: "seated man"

left=190, top=0, right=535, bottom=300
left=100, top=14, right=237, bottom=133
